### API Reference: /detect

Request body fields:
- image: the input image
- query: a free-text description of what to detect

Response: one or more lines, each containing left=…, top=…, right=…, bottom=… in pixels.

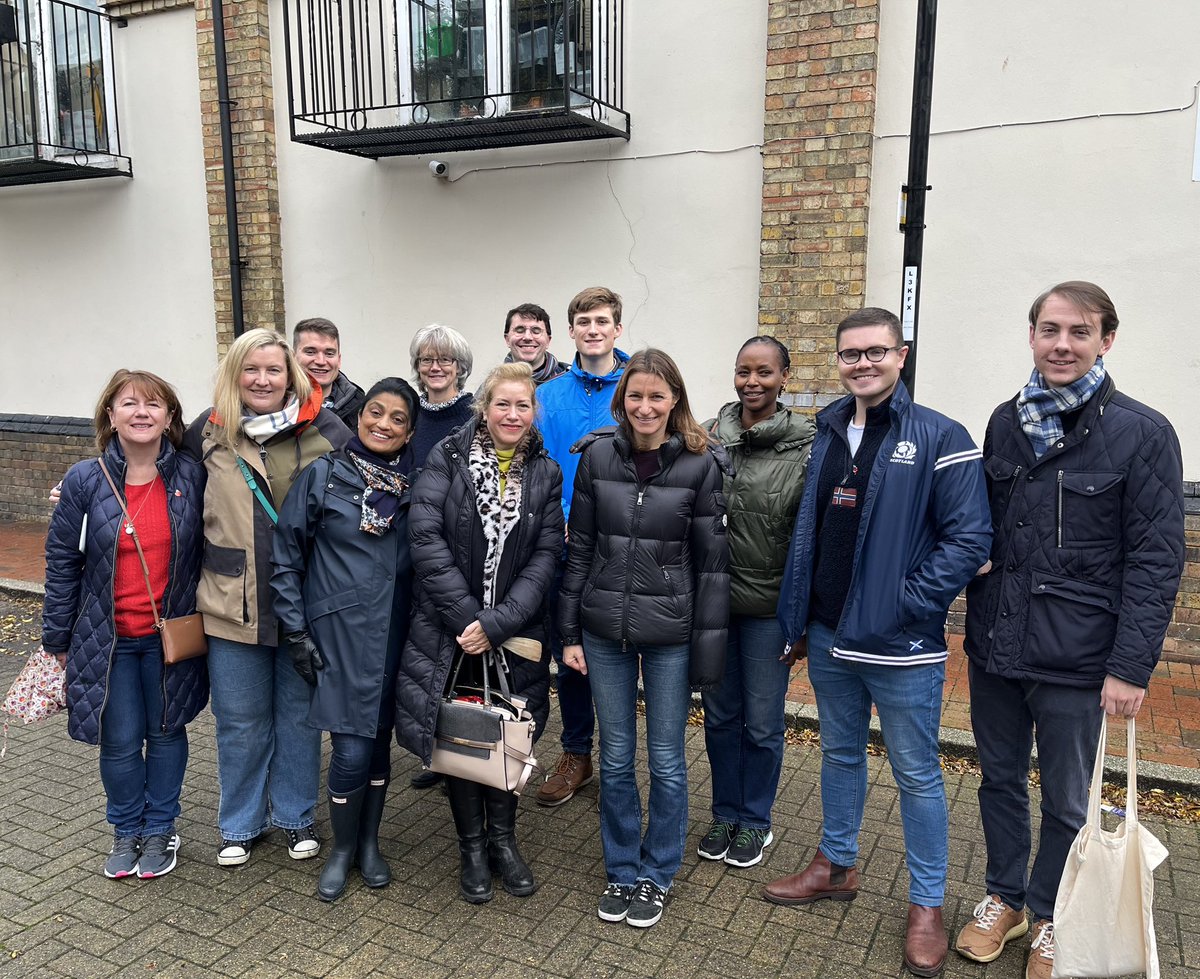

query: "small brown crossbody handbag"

left=98, top=458, right=208, bottom=665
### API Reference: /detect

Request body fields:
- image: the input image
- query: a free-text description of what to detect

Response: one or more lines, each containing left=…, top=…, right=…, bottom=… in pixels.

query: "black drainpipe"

left=212, top=0, right=245, bottom=337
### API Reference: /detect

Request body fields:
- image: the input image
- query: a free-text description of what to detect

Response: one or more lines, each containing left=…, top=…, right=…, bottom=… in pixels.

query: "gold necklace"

left=123, top=476, right=160, bottom=535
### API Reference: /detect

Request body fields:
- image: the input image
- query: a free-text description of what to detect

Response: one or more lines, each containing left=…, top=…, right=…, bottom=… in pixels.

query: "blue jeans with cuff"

left=584, top=629, right=691, bottom=891
left=99, top=634, right=189, bottom=838
left=806, top=620, right=948, bottom=907
left=207, top=637, right=321, bottom=840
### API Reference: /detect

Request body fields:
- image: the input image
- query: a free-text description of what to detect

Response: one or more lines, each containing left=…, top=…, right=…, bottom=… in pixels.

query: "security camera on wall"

left=428, top=160, right=448, bottom=178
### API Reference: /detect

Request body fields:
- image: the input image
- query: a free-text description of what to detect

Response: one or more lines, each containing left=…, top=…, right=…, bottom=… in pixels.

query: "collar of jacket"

left=712, top=401, right=815, bottom=453
left=207, top=383, right=325, bottom=434
left=102, top=434, right=179, bottom=486
left=816, top=379, right=912, bottom=436
left=1005, top=372, right=1117, bottom=467
left=327, top=371, right=364, bottom=409
left=567, top=347, right=630, bottom=384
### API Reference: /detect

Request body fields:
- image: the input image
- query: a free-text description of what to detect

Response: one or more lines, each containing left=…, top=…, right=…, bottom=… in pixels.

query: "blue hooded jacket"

left=777, top=382, right=991, bottom=665
left=535, top=348, right=629, bottom=520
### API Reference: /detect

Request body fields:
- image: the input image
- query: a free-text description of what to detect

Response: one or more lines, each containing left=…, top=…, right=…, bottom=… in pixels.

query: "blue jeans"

left=584, top=630, right=691, bottom=891
left=327, top=729, right=393, bottom=795
left=702, top=614, right=790, bottom=830
left=806, top=620, right=948, bottom=907
left=549, top=555, right=594, bottom=754
left=99, top=634, right=189, bottom=838
left=207, top=637, right=321, bottom=840
left=968, top=662, right=1103, bottom=922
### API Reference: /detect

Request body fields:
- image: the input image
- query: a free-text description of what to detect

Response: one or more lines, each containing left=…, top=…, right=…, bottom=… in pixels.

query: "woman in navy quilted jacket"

left=42, top=370, right=207, bottom=881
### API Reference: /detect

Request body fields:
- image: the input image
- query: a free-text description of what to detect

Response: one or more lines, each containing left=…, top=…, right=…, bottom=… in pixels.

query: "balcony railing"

left=283, top=0, right=628, bottom=158
left=0, top=0, right=130, bottom=187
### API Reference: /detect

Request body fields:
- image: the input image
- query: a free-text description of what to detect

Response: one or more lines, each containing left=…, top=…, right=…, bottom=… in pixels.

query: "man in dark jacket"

left=953, top=282, right=1185, bottom=979
left=500, top=302, right=567, bottom=385
left=294, top=317, right=366, bottom=428
left=763, top=308, right=991, bottom=979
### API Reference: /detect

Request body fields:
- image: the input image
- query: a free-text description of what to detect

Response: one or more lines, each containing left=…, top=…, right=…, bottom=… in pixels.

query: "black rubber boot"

left=356, top=776, right=391, bottom=888
left=485, top=787, right=537, bottom=897
left=317, top=784, right=366, bottom=902
left=446, top=776, right=492, bottom=904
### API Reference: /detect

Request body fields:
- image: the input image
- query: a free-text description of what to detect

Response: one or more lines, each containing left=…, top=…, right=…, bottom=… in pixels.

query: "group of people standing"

left=41, top=280, right=1185, bottom=977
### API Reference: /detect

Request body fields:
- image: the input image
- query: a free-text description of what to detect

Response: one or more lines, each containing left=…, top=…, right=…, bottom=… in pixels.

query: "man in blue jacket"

left=954, top=282, right=1185, bottom=979
left=763, top=307, right=991, bottom=978
left=534, top=286, right=630, bottom=807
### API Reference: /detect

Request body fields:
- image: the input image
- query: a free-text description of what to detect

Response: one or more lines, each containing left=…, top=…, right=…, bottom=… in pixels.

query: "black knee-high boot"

left=485, top=787, right=537, bottom=897
left=446, top=776, right=492, bottom=903
left=356, top=776, right=391, bottom=888
left=318, top=784, right=366, bottom=902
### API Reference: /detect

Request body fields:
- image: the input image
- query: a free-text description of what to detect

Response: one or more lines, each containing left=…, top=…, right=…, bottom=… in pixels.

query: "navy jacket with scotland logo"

left=777, top=381, right=991, bottom=664
left=964, top=373, right=1185, bottom=689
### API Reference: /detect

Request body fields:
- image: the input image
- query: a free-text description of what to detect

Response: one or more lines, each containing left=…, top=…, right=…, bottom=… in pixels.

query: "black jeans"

left=967, top=661, right=1104, bottom=921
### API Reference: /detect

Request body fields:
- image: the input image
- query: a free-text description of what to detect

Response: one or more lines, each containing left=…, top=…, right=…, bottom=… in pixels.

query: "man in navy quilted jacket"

left=954, top=282, right=1185, bottom=979
left=764, top=307, right=991, bottom=978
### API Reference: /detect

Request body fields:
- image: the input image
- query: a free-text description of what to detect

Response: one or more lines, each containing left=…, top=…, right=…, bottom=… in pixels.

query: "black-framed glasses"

left=836, top=345, right=901, bottom=365
left=418, top=356, right=456, bottom=368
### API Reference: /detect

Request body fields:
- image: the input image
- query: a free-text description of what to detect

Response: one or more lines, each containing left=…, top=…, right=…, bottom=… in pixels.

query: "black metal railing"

left=283, top=0, right=628, bottom=157
left=0, top=0, right=129, bottom=181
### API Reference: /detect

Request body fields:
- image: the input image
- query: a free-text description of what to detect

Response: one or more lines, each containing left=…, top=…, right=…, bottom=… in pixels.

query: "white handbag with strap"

left=1053, top=715, right=1168, bottom=979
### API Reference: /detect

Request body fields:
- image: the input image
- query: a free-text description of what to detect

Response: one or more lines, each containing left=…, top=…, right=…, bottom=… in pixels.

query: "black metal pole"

left=898, top=0, right=937, bottom=398
left=212, top=0, right=245, bottom=337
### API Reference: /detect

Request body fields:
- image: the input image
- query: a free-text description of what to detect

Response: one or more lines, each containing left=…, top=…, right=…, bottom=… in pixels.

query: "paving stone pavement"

left=2, top=645, right=1199, bottom=977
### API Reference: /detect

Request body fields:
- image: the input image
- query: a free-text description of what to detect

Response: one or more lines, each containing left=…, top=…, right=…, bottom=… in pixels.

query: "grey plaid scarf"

left=1016, top=358, right=1106, bottom=458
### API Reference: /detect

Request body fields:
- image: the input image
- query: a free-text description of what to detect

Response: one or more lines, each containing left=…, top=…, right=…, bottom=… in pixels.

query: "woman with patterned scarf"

left=271, top=377, right=420, bottom=901
left=395, top=361, right=564, bottom=904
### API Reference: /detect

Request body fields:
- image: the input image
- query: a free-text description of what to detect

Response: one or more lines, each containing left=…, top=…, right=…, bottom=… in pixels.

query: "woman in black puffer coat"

left=395, top=361, right=563, bottom=904
left=558, top=348, right=730, bottom=930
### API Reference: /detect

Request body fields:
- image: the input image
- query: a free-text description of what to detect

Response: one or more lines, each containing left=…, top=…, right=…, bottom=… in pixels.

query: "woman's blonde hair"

left=211, top=328, right=312, bottom=449
left=93, top=369, right=185, bottom=452
left=611, top=348, right=711, bottom=454
left=475, top=361, right=537, bottom=419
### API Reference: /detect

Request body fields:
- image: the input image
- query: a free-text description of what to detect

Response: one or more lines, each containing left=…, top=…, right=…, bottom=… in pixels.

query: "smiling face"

left=416, top=346, right=460, bottom=402
left=294, top=330, right=341, bottom=393
left=356, top=392, right=412, bottom=458
left=735, top=341, right=788, bottom=423
left=568, top=304, right=623, bottom=362
left=1029, top=293, right=1116, bottom=388
left=239, top=345, right=289, bottom=415
left=624, top=371, right=678, bottom=451
left=484, top=379, right=535, bottom=451
left=505, top=313, right=551, bottom=367
left=107, top=382, right=172, bottom=452
left=836, top=324, right=907, bottom=408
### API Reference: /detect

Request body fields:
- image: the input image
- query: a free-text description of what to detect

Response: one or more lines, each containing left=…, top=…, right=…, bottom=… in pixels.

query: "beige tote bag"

left=1053, top=716, right=1168, bottom=979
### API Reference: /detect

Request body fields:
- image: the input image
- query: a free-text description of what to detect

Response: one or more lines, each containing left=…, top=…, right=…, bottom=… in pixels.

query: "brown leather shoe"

left=534, top=751, right=593, bottom=807
left=904, top=904, right=948, bottom=977
left=761, top=850, right=859, bottom=906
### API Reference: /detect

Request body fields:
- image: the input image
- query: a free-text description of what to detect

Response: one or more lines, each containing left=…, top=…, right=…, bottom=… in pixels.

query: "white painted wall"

left=271, top=0, right=770, bottom=422
left=867, top=0, right=1200, bottom=476
left=0, top=7, right=216, bottom=420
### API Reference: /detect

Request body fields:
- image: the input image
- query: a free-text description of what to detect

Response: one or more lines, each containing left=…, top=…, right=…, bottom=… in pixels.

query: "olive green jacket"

left=707, top=402, right=816, bottom=617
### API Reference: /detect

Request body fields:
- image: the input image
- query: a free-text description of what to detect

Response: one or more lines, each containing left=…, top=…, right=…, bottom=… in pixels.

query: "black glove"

left=286, top=631, right=324, bottom=687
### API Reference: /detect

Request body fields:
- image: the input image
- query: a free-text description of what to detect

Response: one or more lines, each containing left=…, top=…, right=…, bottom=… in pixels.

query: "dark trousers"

left=328, top=729, right=393, bottom=794
left=548, top=554, right=594, bottom=755
left=968, top=662, right=1104, bottom=921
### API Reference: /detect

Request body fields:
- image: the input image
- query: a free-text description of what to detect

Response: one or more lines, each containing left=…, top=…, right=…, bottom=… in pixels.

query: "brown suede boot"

left=761, top=850, right=859, bottom=906
left=904, top=904, right=948, bottom=977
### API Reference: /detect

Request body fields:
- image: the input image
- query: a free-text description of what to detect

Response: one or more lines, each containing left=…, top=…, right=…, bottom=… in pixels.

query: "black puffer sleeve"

left=557, top=442, right=598, bottom=647
left=687, top=447, right=730, bottom=689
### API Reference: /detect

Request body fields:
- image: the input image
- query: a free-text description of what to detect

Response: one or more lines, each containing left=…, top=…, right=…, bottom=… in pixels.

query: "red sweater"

left=113, top=479, right=170, bottom=638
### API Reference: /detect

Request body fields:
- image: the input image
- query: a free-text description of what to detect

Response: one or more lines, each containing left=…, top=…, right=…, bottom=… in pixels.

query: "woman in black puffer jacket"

left=395, top=361, right=563, bottom=904
left=558, top=348, right=730, bottom=930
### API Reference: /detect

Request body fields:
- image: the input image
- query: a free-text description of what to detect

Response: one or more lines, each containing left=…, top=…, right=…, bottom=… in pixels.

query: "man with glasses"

left=763, top=307, right=990, bottom=978
left=954, top=282, right=1184, bottom=979
left=501, top=302, right=567, bottom=385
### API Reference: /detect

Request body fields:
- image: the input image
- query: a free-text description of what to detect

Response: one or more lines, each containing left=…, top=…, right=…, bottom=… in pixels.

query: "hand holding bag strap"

left=97, top=458, right=166, bottom=633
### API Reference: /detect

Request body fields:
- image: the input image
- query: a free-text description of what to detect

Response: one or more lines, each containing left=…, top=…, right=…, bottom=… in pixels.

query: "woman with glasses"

left=697, top=337, right=815, bottom=870
left=407, top=324, right=475, bottom=469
